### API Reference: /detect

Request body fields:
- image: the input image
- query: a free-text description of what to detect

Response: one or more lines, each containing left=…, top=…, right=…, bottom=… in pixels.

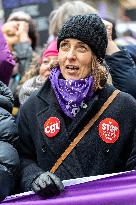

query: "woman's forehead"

left=61, top=38, right=88, bottom=45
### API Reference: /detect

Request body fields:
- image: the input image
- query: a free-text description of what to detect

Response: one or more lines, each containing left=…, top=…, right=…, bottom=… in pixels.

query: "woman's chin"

left=62, top=72, right=80, bottom=80
left=64, top=75, right=80, bottom=80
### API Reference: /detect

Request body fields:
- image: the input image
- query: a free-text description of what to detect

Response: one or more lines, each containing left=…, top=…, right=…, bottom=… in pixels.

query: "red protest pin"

left=99, top=118, right=120, bottom=143
left=44, top=117, right=60, bottom=138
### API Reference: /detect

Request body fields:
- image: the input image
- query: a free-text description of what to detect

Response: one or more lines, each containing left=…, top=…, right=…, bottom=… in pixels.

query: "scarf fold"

left=49, top=68, right=94, bottom=118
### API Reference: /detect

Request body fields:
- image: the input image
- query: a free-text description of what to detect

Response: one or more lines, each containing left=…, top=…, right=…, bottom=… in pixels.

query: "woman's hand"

left=16, top=21, right=30, bottom=43
left=31, top=171, right=64, bottom=196
left=103, top=20, right=113, bottom=41
left=2, top=21, right=30, bottom=51
left=103, top=20, right=120, bottom=55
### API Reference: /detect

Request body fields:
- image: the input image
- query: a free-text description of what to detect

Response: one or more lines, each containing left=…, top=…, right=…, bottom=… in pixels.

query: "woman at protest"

left=18, top=14, right=136, bottom=197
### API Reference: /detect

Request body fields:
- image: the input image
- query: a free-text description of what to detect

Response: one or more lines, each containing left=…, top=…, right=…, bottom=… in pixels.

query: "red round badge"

left=44, top=117, right=60, bottom=138
left=99, top=118, right=120, bottom=143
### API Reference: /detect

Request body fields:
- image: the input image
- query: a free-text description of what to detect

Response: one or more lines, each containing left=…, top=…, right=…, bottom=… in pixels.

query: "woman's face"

left=58, top=38, right=93, bottom=80
left=40, top=56, right=58, bottom=80
left=2, top=21, right=20, bottom=51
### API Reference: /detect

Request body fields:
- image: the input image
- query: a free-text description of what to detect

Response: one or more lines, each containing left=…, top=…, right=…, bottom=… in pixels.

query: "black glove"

left=31, top=171, right=64, bottom=197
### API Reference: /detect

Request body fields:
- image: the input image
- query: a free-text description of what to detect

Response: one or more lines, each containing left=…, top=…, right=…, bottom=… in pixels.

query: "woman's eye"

left=43, top=60, right=49, bottom=64
left=77, top=46, right=87, bottom=52
left=60, top=43, right=69, bottom=50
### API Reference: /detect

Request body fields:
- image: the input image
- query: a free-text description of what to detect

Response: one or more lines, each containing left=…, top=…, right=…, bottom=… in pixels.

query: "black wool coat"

left=18, top=79, right=136, bottom=191
left=106, top=49, right=136, bottom=99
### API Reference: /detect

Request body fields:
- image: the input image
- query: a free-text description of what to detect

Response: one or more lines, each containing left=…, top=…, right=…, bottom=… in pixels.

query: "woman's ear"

left=91, top=56, right=97, bottom=70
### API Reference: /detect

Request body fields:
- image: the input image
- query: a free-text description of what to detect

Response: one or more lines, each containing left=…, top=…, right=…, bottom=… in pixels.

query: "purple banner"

left=2, top=171, right=136, bottom=205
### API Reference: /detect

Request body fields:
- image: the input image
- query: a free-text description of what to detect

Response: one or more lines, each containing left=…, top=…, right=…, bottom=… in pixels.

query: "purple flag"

left=2, top=171, right=136, bottom=205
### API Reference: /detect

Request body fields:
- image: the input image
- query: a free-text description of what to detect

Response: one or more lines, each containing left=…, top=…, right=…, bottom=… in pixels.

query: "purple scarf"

left=49, top=68, right=94, bottom=118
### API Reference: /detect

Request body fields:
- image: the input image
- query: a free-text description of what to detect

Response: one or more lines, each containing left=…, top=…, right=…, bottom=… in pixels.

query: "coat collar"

left=36, top=79, right=54, bottom=105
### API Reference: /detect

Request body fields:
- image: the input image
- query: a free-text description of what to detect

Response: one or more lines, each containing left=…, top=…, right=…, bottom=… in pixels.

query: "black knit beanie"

left=57, top=14, right=108, bottom=64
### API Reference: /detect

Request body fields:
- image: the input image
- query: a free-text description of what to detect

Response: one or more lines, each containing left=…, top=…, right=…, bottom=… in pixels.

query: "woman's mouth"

left=66, top=65, right=79, bottom=73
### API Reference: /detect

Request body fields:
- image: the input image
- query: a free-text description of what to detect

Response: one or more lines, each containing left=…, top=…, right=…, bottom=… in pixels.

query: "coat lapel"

left=36, top=80, right=69, bottom=155
left=36, top=80, right=84, bottom=177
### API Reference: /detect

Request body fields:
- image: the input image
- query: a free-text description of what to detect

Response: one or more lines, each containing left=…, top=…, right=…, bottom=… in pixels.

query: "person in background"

left=0, top=81, right=19, bottom=201
left=48, top=0, right=97, bottom=43
left=2, top=11, right=39, bottom=116
left=18, top=14, right=136, bottom=198
left=104, top=18, right=136, bottom=63
left=2, top=12, right=36, bottom=77
left=104, top=20, right=136, bottom=99
left=7, top=11, right=38, bottom=51
left=0, top=29, right=15, bottom=85
left=19, top=40, right=58, bottom=105
left=6, top=11, right=39, bottom=77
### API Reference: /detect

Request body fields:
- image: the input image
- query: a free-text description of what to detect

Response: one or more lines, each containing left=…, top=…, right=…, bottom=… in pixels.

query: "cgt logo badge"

left=99, top=118, right=120, bottom=143
left=44, top=117, right=60, bottom=138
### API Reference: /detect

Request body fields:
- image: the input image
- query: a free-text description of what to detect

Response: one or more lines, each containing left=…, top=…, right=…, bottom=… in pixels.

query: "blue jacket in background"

left=0, top=81, right=19, bottom=201
left=106, top=49, right=136, bottom=99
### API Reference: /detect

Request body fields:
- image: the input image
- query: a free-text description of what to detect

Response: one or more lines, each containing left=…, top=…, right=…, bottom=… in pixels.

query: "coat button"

left=42, top=145, right=46, bottom=152
left=103, top=148, right=110, bottom=154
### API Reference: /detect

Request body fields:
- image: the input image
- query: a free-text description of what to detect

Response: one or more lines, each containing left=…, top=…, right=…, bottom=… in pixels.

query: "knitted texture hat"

left=57, top=14, right=108, bottom=63
left=42, top=40, right=58, bottom=59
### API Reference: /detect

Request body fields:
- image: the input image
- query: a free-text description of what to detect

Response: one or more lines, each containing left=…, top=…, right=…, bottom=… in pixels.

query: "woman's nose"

left=67, top=49, right=76, bottom=60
